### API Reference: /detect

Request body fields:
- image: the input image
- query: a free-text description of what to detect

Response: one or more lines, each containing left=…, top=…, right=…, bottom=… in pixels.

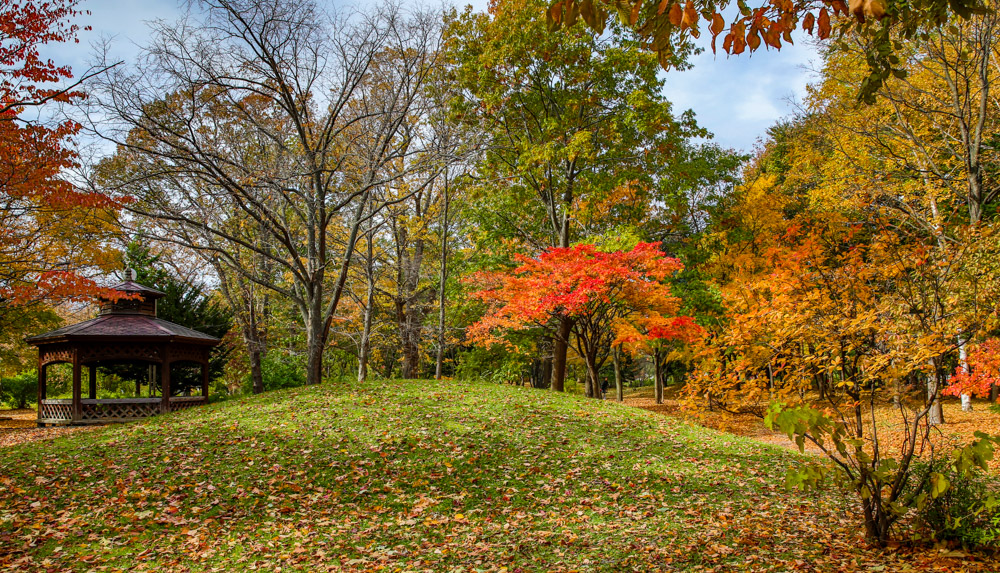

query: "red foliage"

left=1, top=0, right=89, bottom=116
left=1, top=1, right=121, bottom=308
left=945, top=338, right=1000, bottom=401
left=467, top=242, right=701, bottom=349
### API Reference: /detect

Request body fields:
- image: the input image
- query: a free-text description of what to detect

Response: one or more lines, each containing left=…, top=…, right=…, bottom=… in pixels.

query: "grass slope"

left=0, top=380, right=991, bottom=572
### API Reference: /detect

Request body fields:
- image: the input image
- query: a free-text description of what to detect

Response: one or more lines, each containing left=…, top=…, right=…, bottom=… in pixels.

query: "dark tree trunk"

left=584, top=352, right=598, bottom=399
left=654, top=349, right=664, bottom=405
left=613, top=346, right=623, bottom=402
left=249, top=347, right=264, bottom=394
left=551, top=316, right=572, bottom=392
left=435, top=175, right=450, bottom=380
left=358, top=259, right=376, bottom=382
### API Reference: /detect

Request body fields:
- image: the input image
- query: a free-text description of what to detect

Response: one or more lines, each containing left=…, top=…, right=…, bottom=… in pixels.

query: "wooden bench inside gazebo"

left=26, top=274, right=221, bottom=426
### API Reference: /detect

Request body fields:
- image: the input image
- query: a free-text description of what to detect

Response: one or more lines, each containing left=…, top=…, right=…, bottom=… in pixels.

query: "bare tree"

left=86, top=0, right=449, bottom=385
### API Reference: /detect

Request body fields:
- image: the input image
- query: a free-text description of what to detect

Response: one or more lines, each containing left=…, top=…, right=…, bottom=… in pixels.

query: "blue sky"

left=46, top=0, right=817, bottom=152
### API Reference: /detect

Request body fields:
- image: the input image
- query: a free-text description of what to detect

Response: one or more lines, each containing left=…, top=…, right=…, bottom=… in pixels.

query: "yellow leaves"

left=849, top=0, right=888, bottom=22
left=865, top=0, right=887, bottom=20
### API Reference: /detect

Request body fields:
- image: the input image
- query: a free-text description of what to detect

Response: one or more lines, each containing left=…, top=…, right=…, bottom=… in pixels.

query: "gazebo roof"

left=105, top=280, right=167, bottom=299
left=26, top=314, right=220, bottom=345
left=25, top=274, right=220, bottom=347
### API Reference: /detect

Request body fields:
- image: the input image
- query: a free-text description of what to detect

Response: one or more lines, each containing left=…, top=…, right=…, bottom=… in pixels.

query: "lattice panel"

left=169, top=399, right=205, bottom=412
left=39, top=402, right=72, bottom=420
left=81, top=402, right=160, bottom=420
left=80, top=343, right=162, bottom=363
left=168, top=345, right=209, bottom=364
left=40, top=345, right=74, bottom=365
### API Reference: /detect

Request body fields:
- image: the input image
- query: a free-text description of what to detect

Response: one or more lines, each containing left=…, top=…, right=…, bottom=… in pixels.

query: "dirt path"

left=0, top=409, right=96, bottom=449
left=619, top=386, right=1000, bottom=466
left=619, top=387, right=826, bottom=454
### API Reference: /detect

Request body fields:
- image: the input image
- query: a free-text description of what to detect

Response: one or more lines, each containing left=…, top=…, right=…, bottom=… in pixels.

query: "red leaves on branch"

left=466, top=242, right=701, bottom=349
left=0, top=0, right=89, bottom=116
left=945, top=339, right=1000, bottom=400
left=0, top=1, right=121, bottom=309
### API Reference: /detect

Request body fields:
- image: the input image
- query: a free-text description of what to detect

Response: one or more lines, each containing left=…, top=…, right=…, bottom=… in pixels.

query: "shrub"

left=1, top=371, right=37, bottom=409
left=251, top=353, right=307, bottom=392
left=912, top=461, right=1000, bottom=549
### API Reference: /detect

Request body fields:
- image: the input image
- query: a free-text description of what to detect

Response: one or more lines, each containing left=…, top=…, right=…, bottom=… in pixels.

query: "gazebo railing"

left=38, top=396, right=207, bottom=424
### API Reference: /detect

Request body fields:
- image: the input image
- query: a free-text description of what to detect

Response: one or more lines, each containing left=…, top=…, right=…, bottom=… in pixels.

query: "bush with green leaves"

left=910, top=457, right=1000, bottom=549
left=1, top=371, right=37, bottom=409
left=767, top=403, right=1000, bottom=547
left=455, top=346, right=529, bottom=385
left=252, top=353, right=307, bottom=392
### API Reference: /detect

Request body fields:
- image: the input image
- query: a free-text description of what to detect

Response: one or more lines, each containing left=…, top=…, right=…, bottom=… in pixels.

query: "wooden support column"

left=72, top=351, right=82, bottom=422
left=160, top=348, right=170, bottom=414
left=37, top=357, right=46, bottom=425
left=201, top=359, right=209, bottom=400
left=88, top=364, right=97, bottom=399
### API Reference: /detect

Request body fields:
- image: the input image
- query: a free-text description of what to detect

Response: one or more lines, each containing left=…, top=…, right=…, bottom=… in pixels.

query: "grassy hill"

left=0, top=380, right=992, bottom=571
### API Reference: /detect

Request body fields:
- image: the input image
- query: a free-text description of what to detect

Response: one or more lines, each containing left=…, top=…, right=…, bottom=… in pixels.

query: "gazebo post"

left=88, top=364, right=97, bottom=400
left=72, top=351, right=82, bottom=422
left=37, top=356, right=46, bottom=423
left=201, top=360, right=209, bottom=399
left=161, top=350, right=171, bottom=414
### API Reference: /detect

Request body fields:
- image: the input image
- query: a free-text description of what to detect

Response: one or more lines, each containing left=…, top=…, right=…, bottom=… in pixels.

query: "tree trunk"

left=249, top=347, right=264, bottom=394
left=358, top=271, right=375, bottom=383
left=927, top=370, right=944, bottom=425
left=530, top=337, right=552, bottom=389
left=654, top=349, right=664, bottom=405
left=306, top=323, right=324, bottom=386
left=613, top=346, right=623, bottom=402
left=959, top=336, right=972, bottom=412
left=551, top=316, right=572, bottom=392
left=585, top=353, right=599, bottom=399
left=435, top=176, right=450, bottom=380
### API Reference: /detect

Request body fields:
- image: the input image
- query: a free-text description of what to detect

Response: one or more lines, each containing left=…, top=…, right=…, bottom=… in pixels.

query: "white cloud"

left=662, top=39, right=819, bottom=151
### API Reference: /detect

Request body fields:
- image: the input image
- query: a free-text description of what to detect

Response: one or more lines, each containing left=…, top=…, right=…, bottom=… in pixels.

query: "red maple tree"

left=468, top=242, right=701, bottom=397
left=1, top=0, right=122, bottom=312
left=945, top=338, right=1000, bottom=401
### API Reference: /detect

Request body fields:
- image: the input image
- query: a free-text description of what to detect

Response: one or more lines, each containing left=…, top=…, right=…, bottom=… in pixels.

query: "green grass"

left=0, top=380, right=991, bottom=571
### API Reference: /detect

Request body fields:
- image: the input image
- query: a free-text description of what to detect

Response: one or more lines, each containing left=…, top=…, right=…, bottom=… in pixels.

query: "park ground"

left=1, top=380, right=999, bottom=572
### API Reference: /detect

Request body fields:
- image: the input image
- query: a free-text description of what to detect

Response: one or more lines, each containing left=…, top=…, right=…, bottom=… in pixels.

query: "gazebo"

left=26, top=276, right=221, bottom=426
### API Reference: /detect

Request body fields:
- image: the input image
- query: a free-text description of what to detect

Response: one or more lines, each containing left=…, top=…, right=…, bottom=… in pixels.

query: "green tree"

left=447, top=0, right=704, bottom=391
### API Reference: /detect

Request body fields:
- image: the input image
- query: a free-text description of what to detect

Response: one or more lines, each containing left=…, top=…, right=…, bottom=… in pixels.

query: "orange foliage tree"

left=688, top=212, right=1000, bottom=544
left=468, top=242, right=701, bottom=397
left=0, top=0, right=121, bottom=326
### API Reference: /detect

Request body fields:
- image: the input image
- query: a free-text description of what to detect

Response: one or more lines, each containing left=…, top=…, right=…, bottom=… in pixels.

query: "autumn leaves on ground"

left=0, top=380, right=994, bottom=572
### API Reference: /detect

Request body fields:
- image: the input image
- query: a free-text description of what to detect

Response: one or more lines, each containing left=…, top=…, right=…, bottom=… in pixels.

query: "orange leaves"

left=801, top=12, right=815, bottom=33
left=817, top=8, right=831, bottom=39
left=709, top=13, right=725, bottom=36
left=0, top=0, right=87, bottom=114
left=668, top=2, right=683, bottom=26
